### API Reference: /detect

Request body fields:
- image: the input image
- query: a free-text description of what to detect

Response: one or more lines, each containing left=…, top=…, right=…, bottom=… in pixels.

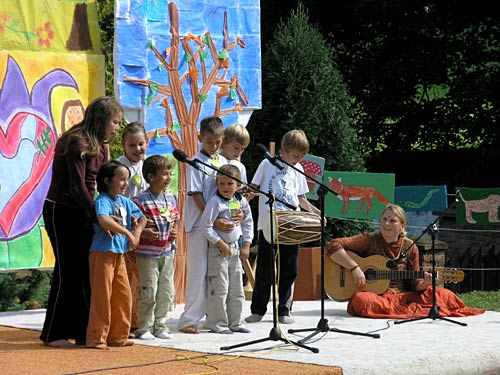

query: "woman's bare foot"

left=93, top=344, right=110, bottom=350
left=108, top=340, right=134, bottom=347
left=45, top=339, right=75, bottom=348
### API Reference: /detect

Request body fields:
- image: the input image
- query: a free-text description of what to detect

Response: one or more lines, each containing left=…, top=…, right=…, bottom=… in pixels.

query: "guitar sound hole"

left=364, top=269, right=376, bottom=281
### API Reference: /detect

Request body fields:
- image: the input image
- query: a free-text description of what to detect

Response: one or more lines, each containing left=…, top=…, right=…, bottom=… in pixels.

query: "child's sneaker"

left=155, top=331, right=173, bottom=339
left=278, top=315, right=295, bottom=324
left=137, top=331, right=156, bottom=340
left=232, top=327, right=251, bottom=333
left=245, top=314, right=263, bottom=323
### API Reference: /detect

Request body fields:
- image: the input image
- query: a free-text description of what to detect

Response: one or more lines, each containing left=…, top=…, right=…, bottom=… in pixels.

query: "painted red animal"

left=328, top=177, right=389, bottom=214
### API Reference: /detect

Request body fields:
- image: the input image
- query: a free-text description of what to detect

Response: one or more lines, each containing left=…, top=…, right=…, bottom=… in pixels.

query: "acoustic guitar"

left=324, top=251, right=464, bottom=302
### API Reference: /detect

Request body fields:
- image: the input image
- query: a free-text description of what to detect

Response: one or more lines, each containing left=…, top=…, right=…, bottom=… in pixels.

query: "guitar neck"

left=368, top=269, right=425, bottom=281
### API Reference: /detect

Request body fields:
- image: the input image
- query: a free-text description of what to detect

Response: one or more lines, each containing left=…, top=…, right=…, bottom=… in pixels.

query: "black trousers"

left=40, top=200, right=93, bottom=344
left=250, top=230, right=299, bottom=317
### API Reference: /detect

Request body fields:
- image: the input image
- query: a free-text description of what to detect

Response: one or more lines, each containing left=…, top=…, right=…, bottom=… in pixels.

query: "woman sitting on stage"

left=325, top=204, right=485, bottom=319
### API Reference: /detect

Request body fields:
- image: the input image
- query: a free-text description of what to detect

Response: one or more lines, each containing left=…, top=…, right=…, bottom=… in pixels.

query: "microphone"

left=386, top=256, right=406, bottom=269
left=173, top=149, right=198, bottom=169
left=256, top=143, right=284, bottom=170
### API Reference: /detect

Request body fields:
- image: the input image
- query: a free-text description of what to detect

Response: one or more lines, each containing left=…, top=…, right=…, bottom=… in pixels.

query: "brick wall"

left=437, top=214, right=500, bottom=263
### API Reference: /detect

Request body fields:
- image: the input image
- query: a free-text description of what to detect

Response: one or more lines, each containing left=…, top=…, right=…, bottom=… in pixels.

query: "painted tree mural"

left=116, top=1, right=261, bottom=301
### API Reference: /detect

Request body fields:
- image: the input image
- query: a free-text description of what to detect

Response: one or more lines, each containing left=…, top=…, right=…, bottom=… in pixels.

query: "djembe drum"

left=262, top=211, right=321, bottom=245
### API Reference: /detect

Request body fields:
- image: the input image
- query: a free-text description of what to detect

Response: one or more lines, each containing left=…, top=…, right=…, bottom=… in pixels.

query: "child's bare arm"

left=299, top=195, right=320, bottom=215
left=140, top=217, right=159, bottom=240
left=97, top=215, right=130, bottom=236
left=133, top=215, right=147, bottom=237
left=192, top=192, right=206, bottom=213
left=240, top=241, right=251, bottom=260
left=298, top=195, right=326, bottom=224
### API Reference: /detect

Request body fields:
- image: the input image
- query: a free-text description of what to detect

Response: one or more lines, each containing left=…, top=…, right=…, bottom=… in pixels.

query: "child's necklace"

left=149, top=191, right=169, bottom=217
left=130, top=163, right=142, bottom=186
left=200, top=150, right=222, bottom=168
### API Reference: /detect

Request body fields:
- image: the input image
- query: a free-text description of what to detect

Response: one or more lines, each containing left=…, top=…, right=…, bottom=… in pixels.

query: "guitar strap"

left=399, top=237, right=416, bottom=264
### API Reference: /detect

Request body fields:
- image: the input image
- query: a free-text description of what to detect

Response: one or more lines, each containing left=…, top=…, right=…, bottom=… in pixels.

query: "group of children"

left=87, top=115, right=318, bottom=348
left=43, top=98, right=485, bottom=351
left=86, top=122, right=180, bottom=349
left=177, top=116, right=319, bottom=334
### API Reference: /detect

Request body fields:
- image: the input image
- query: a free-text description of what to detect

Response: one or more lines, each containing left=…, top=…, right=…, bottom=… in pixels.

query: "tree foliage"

left=301, top=0, right=500, bottom=157
left=0, top=271, right=51, bottom=311
left=96, top=0, right=115, bottom=97
left=244, top=4, right=367, bottom=237
left=244, top=5, right=364, bottom=173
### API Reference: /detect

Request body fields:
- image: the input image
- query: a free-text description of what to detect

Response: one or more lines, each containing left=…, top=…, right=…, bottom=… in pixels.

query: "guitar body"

left=324, top=251, right=390, bottom=301
left=324, top=250, right=463, bottom=302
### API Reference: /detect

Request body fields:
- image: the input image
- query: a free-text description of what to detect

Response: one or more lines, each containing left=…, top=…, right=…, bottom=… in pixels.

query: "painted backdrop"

left=115, top=0, right=262, bottom=301
left=0, top=0, right=104, bottom=270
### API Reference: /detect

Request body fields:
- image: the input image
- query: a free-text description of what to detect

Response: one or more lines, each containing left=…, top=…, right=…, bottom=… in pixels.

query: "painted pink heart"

left=0, top=112, right=56, bottom=237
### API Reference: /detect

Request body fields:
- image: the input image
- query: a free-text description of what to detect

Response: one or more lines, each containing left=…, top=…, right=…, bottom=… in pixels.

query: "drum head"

left=262, top=211, right=277, bottom=244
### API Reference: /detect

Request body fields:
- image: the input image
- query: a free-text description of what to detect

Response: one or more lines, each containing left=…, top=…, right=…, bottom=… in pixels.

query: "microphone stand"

left=220, top=189, right=318, bottom=353
left=268, top=156, right=379, bottom=344
left=175, top=151, right=317, bottom=352
left=394, top=201, right=467, bottom=326
left=180, top=155, right=296, bottom=211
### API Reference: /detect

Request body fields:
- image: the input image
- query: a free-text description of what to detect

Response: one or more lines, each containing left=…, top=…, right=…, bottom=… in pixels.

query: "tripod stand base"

left=394, top=306, right=467, bottom=326
left=220, top=326, right=319, bottom=353
left=288, top=318, right=380, bottom=344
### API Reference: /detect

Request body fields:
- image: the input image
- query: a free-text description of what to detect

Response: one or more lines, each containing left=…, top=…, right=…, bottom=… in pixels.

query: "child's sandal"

left=181, top=325, right=199, bottom=334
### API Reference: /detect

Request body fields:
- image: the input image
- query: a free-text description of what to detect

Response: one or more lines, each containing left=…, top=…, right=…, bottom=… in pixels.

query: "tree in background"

left=244, top=5, right=367, bottom=237
left=316, top=0, right=500, bottom=153
left=258, top=0, right=500, bottom=188
left=304, top=0, right=500, bottom=187
left=96, top=0, right=114, bottom=97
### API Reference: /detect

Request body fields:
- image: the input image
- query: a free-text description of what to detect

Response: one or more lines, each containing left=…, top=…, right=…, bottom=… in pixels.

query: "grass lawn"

left=459, top=290, right=500, bottom=312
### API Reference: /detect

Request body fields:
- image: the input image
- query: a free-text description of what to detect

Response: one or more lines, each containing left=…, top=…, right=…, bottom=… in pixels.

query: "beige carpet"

left=0, top=326, right=341, bottom=375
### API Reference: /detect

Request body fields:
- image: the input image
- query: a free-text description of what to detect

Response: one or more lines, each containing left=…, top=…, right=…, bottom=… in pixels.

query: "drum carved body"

left=263, top=211, right=321, bottom=245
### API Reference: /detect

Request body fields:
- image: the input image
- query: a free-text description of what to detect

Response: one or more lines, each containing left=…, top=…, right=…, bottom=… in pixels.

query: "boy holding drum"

left=245, top=130, right=320, bottom=324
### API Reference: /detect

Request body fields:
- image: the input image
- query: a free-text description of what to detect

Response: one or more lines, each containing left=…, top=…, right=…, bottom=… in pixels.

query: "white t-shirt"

left=184, top=151, right=228, bottom=232
left=251, top=159, right=309, bottom=231
left=116, top=155, right=148, bottom=199
left=227, top=158, right=248, bottom=185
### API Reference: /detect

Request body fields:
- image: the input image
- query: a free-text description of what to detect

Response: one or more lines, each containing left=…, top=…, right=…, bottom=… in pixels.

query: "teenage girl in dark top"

left=40, top=96, right=123, bottom=348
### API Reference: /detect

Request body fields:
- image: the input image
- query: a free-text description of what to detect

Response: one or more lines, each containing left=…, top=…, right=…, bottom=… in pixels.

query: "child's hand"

left=214, top=218, right=235, bottom=232
left=105, top=215, right=124, bottom=238
left=141, top=227, right=159, bottom=240
left=244, top=191, right=259, bottom=201
left=240, top=242, right=250, bottom=260
left=168, top=228, right=177, bottom=241
left=232, top=209, right=244, bottom=226
left=217, top=240, right=231, bottom=256
left=131, top=215, right=139, bottom=231
left=127, top=232, right=140, bottom=249
left=140, top=218, right=159, bottom=240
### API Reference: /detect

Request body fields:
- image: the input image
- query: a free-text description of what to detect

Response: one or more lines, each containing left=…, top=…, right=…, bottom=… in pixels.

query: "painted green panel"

left=324, top=171, right=395, bottom=220
left=456, top=187, right=500, bottom=226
